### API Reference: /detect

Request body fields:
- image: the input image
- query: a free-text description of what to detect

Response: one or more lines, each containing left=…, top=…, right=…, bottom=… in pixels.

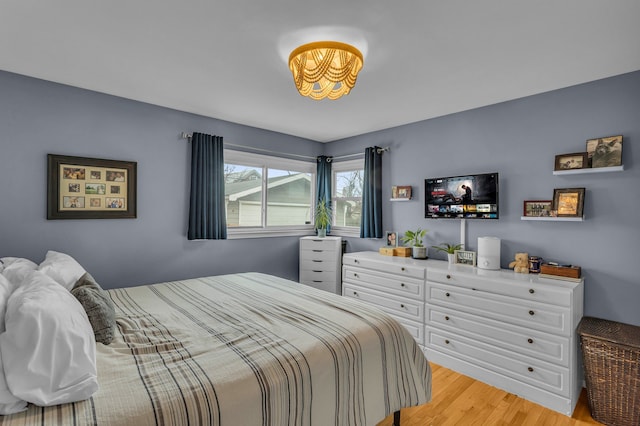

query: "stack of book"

left=539, top=263, right=582, bottom=282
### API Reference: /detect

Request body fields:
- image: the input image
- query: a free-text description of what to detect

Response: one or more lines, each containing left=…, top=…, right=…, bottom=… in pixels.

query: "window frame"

left=224, top=149, right=316, bottom=239
left=330, top=158, right=364, bottom=237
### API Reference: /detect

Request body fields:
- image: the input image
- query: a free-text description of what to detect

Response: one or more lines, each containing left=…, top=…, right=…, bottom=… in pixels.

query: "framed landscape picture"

left=47, top=154, right=137, bottom=219
left=554, top=152, right=588, bottom=171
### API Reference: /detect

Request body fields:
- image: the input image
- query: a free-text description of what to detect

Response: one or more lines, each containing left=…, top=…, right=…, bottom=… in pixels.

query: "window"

left=332, top=159, right=364, bottom=235
left=224, top=150, right=315, bottom=238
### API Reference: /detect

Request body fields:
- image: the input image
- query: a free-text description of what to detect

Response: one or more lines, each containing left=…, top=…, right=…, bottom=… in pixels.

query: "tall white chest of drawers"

left=299, top=236, right=342, bottom=294
left=342, top=251, right=584, bottom=416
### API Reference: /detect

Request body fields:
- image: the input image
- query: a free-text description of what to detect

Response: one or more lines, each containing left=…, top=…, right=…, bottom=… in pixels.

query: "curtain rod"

left=180, top=132, right=388, bottom=160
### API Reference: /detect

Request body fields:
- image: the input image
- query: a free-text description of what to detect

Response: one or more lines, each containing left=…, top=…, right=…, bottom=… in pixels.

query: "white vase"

left=317, top=228, right=327, bottom=238
left=447, top=253, right=455, bottom=264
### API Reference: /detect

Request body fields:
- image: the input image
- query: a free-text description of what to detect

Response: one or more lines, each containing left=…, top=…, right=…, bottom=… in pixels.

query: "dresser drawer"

left=300, top=259, right=338, bottom=272
left=342, top=255, right=425, bottom=279
left=300, top=279, right=339, bottom=294
left=300, top=238, right=339, bottom=252
left=300, top=248, right=338, bottom=262
left=427, top=306, right=569, bottom=366
left=300, top=270, right=337, bottom=283
left=428, top=330, right=570, bottom=396
left=343, top=266, right=424, bottom=300
left=343, top=283, right=423, bottom=323
left=427, top=282, right=570, bottom=336
left=426, top=269, right=572, bottom=307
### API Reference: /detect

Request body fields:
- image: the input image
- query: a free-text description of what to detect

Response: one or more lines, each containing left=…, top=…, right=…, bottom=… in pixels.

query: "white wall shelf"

left=521, top=216, right=584, bottom=222
left=553, top=165, right=623, bottom=175
left=390, top=198, right=411, bottom=202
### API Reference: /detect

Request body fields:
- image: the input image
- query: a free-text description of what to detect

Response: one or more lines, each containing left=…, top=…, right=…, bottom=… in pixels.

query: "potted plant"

left=314, top=199, right=332, bottom=237
left=432, top=242, right=463, bottom=264
left=401, top=228, right=428, bottom=259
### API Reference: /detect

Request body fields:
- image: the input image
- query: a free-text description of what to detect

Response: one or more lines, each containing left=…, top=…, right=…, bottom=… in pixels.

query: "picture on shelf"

left=552, top=188, right=585, bottom=217
left=523, top=200, right=553, bottom=217
left=586, top=135, right=622, bottom=168
left=391, top=185, right=412, bottom=199
left=554, top=152, right=588, bottom=171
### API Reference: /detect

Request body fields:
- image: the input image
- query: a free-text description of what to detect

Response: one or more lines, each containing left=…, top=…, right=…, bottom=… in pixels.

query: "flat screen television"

left=425, top=172, right=499, bottom=219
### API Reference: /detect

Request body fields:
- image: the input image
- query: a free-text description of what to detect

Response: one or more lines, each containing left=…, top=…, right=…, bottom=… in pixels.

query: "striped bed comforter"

left=1, top=272, right=431, bottom=426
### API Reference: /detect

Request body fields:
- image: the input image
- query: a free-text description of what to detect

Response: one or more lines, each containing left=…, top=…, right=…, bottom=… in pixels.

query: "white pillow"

left=1, top=257, right=38, bottom=288
left=38, top=251, right=86, bottom=291
left=0, top=275, right=28, bottom=415
left=0, top=271, right=98, bottom=406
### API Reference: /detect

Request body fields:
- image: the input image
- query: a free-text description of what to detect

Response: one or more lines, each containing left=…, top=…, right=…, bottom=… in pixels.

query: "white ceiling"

left=1, top=1, right=639, bottom=143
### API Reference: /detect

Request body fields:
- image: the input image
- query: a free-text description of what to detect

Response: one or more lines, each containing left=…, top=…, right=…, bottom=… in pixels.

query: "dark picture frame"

left=552, top=188, right=585, bottom=218
left=47, top=154, right=137, bottom=219
left=523, top=200, right=553, bottom=217
left=586, top=135, right=623, bottom=168
left=554, top=152, right=588, bottom=171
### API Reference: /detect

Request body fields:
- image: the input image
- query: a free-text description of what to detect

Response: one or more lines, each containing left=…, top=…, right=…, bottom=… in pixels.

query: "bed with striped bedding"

left=1, top=272, right=431, bottom=426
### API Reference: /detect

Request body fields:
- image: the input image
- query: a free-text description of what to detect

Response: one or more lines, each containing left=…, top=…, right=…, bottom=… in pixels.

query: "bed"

left=1, top=270, right=431, bottom=425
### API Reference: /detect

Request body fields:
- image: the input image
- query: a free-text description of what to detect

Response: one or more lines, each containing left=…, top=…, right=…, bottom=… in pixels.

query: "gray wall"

left=329, top=70, right=640, bottom=326
left=0, top=70, right=322, bottom=287
left=1, top=69, right=639, bottom=326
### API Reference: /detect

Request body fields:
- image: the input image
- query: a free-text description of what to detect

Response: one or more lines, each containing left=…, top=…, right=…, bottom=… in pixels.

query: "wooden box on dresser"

left=342, top=251, right=584, bottom=417
left=299, top=236, right=342, bottom=294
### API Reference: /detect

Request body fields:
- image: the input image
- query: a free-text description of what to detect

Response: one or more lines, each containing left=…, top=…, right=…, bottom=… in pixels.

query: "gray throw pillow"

left=71, top=272, right=116, bottom=345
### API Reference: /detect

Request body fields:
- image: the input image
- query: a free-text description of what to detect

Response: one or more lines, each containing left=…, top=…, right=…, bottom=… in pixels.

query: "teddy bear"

left=509, top=252, right=530, bottom=274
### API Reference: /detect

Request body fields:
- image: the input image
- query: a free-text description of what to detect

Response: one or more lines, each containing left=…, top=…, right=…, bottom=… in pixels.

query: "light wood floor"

left=377, top=363, right=602, bottom=426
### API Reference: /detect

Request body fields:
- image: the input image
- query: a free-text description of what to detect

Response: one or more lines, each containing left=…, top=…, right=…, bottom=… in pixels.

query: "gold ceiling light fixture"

left=288, top=41, right=364, bottom=100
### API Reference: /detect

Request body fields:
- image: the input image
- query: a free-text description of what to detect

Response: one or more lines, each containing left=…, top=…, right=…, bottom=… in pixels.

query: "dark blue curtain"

left=188, top=132, right=227, bottom=240
left=316, top=156, right=332, bottom=232
left=360, top=146, right=383, bottom=238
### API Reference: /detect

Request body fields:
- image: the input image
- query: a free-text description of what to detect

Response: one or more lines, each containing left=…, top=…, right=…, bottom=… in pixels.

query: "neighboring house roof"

left=226, top=173, right=310, bottom=202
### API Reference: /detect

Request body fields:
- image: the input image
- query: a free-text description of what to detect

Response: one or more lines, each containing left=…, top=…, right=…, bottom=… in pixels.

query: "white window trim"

left=330, top=158, right=364, bottom=238
left=225, top=149, right=316, bottom=239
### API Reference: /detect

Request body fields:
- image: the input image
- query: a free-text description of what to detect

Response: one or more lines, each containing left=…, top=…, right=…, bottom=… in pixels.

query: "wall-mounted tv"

left=425, top=172, right=499, bottom=219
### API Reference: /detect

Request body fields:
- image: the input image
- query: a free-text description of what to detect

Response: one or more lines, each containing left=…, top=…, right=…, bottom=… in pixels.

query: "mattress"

left=0, top=272, right=431, bottom=425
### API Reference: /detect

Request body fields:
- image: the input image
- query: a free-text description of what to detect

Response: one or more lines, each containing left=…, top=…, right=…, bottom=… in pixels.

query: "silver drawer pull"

left=400, top=304, right=405, bottom=308
left=312, top=249, right=323, bottom=252
left=445, top=316, right=450, bottom=321
left=353, top=273, right=358, bottom=278
left=312, top=260, right=322, bottom=262
left=312, top=270, right=322, bottom=273
left=445, top=292, right=450, bottom=297
left=353, top=291, right=358, bottom=296
left=445, top=339, right=450, bottom=345
left=527, top=338, right=534, bottom=344
left=354, top=259, right=359, bottom=264
left=527, top=367, right=534, bottom=373
left=400, top=283, right=405, bottom=287
left=529, top=310, right=535, bottom=316
left=446, top=274, right=451, bottom=279
left=529, top=289, right=535, bottom=294
left=313, top=280, right=323, bottom=283
left=401, top=267, right=405, bottom=271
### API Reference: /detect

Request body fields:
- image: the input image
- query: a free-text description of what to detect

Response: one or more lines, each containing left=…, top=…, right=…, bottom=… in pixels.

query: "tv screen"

left=425, top=172, right=499, bottom=219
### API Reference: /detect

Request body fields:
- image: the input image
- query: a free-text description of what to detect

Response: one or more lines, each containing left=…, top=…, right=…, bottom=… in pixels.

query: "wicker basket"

left=578, top=316, right=640, bottom=426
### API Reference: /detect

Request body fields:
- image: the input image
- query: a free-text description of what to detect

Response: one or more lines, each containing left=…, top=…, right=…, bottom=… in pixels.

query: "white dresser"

left=342, top=252, right=427, bottom=347
left=299, top=236, right=342, bottom=294
left=342, top=251, right=584, bottom=416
